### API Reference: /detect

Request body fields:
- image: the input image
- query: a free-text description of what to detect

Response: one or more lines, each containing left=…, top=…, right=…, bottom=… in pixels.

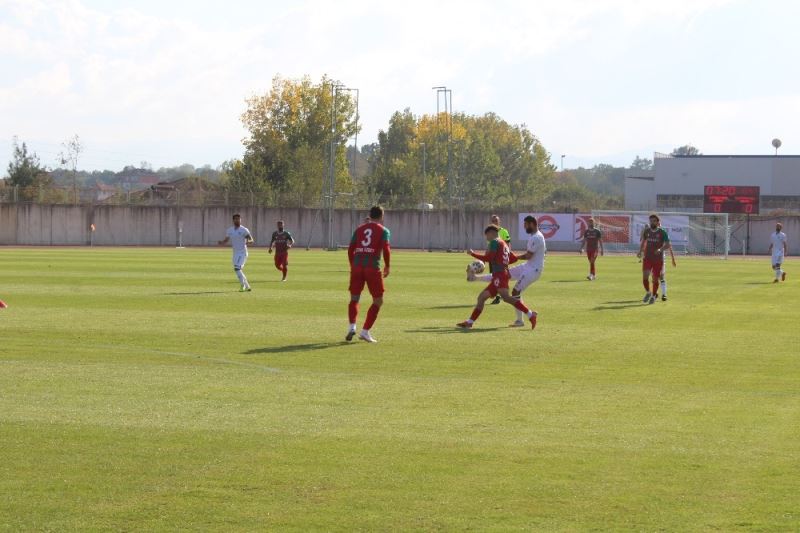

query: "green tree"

left=671, top=144, right=701, bottom=156
left=630, top=156, right=654, bottom=170
left=240, top=75, right=359, bottom=206
left=6, top=137, right=49, bottom=187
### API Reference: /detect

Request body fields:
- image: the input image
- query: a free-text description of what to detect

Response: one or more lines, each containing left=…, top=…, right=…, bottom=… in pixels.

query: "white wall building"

left=625, top=154, right=800, bottom=212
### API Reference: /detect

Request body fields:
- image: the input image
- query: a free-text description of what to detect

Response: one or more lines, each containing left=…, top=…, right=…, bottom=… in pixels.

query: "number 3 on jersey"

left=361, top=228, right=373, bottom=247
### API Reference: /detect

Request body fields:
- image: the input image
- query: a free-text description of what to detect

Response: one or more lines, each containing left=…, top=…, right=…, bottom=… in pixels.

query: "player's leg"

left=359, top=271, right=385, bottom=342
left=234, top=254, right=251, bottom=291
left=458, top=287, right=492, bottom=328
left=660, top=263, right=668, bottom=300
left=347, top=269, right=366, bottom=341
left=499, top=287, right=537, bottom=329
left=587, top=251, right=596, bottom=280
left=642, top=263, right=651, bottom=302
left=649, top=262, right=661, bottom=303
left=510, top=268, right=541, bottom=327
left=279, top=253, right=288, bottom=281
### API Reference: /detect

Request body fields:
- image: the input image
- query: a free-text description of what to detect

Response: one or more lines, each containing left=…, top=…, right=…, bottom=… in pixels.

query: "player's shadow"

left=164, top=291, right=228, bottom=295
left=549, top=280, right=584, bottom=283
left=243, top=342, right=348, bottom=354
left=592, top=300, right=643, bottom=310
left=426, top=304, right=474, bottom=310
left=404, top=326, right=504, bottom=334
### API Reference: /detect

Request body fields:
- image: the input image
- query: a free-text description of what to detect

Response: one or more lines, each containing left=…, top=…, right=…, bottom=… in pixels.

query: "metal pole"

left=420, top=142, right=426, bottom=251
left=328, top=84, right=337, bottom=249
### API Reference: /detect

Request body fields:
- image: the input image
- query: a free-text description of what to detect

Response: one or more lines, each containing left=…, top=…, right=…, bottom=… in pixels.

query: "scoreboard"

left=703, top=185, right=760, bottom=214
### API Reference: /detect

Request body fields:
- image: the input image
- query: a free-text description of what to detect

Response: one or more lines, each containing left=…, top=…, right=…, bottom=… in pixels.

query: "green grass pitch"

left=1, top=247, right=798, bottom=530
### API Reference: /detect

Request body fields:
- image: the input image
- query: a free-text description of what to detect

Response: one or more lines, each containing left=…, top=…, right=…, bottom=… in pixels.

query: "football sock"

left=469, top=308, right=482, bottom=321
left=363, top=304, right=380, bottom=330
left=348, top=301, right=359, bottom=323
left=236, top=269, right=249, bottom=288
left=652, top=277, right=659, bottom=295
left=349, top=323, right=356, bottom=332
left=661, top=279, right=667, bottom=296
left=590, top=263, right=596, bottom=275
left=643, top=279, right=650, bottom=292
left=516, top=308, right=523, bottom=321
left=512, top=300, right=529, bottom=314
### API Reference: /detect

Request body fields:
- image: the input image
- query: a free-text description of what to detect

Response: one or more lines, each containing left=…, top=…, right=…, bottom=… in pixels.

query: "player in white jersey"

left=469, top=215, right=545, bottom=327
left=218, top=213, right=254, bottom=291
left=768, top=222, right=788, bottom=283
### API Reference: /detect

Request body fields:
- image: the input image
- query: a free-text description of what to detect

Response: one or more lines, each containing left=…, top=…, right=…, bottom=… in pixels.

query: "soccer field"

left=1, top=247, right=798, bottom=530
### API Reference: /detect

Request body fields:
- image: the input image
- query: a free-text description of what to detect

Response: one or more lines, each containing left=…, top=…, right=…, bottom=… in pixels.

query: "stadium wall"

left=1, top=204, right=798, bottom=255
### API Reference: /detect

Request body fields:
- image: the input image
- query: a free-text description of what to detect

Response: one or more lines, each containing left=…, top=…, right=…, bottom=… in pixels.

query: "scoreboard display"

left=703, top=185, right=760, bottom=214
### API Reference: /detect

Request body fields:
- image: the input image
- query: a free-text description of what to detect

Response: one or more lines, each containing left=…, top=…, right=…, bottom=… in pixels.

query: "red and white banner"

left=517, top=213, right=575, bottom=242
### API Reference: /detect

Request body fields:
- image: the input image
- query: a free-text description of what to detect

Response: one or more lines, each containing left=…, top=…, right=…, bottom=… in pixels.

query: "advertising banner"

left=518, top=213, right=575, bottom=242
left=632, top=214, right=690, bottom=245
left=575, top=214, right=632, bottom=244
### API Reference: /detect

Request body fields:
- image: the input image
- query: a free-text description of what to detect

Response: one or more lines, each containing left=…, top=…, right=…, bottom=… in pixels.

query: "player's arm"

left=468, top=249, right=490, bottom=262
left=579, top=235, right=586, bottom=254
left=382, top=241, right=391, bottom=278
left=348, top=232, right=356, bottom=263
left=783, top=239, right=788, bottom=255
left=268, top=232, right=275, bottom=253
left=217, top=235, right=230, bottom=246
left=508, top=250, right=520, bottom=264
left=637, top=232, right=646, bottom=258
left=599, top=232, right=604, bottom=256
left=666, top=242, right=676, bottom=267
left=287, top=232, right=294, bottom=248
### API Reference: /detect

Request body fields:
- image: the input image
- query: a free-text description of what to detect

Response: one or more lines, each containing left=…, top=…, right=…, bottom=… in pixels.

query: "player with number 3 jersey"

left=346, top=205, right=391, bottom=343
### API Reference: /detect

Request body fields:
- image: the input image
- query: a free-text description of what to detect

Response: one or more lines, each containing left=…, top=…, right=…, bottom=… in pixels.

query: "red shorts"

left=349, top=266, right=384, bottom=298
left=485, top=271, right=510, bottom=297
left=643, top=258, right=664, bottom=276
left=274, top=252, right=288, bottom=268
left=586, top=249, right=599, bottom=262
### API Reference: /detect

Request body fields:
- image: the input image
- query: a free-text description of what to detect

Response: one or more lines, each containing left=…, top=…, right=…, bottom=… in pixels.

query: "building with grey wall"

left=625, top=154, right=800, bottom=212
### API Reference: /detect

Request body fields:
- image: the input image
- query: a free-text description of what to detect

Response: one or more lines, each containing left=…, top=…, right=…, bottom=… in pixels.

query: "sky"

left=2, top=0, right=800, bottom=174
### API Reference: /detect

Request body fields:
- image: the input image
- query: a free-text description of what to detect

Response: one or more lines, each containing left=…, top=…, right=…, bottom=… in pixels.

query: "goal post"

left=590, top=210, right=730, bottom=258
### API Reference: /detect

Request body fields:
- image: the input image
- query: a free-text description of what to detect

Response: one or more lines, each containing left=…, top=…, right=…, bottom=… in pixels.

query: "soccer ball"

left=469, top=260, right=485, bottom=274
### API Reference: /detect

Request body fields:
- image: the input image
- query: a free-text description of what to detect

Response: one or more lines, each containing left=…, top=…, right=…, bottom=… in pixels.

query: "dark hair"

left=277, top=220, right=284, bottom=224
left=649, top=213, right=659, bottom=221
left=232, top=213, right=241, bottom=218
left=485, top=224, right=500, bottom=234
left=523, top=215, right=537, bottom=224
left=369, top=205, right=384, bottom=219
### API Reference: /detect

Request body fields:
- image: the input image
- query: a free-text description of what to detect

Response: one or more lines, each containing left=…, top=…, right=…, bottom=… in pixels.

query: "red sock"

left=469, top=308, right=483, bottom=321
left=590, top=261, right=596, bottom=275
left=513, top=300, right=529, bottom=314
left=363, top=304, right=380, bottom=330
left=282, top=266, right=288, bottom=277
left=643, top=279, right=650, bottom=292
left=652, top=277, right=659, bottom=295
left=348, top=301, right=359, bottom=323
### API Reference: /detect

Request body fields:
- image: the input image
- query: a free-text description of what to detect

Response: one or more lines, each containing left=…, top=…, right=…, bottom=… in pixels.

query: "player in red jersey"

left=346, top=206, right=391, bottom=343
left=637, top=213, right=672, bottom=304
left=268, top=220, right=294, bottom=281
left=579, top=217, right=604, bottom=280
left=458, top=225, right=538, bottom=330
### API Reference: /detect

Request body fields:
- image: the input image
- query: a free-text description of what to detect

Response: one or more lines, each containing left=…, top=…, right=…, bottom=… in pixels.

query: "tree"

left=671, top=144, right=701, bottom=156
left=239, top=75, right=359, bottom=206
left=6, top=137, right=49, bottom=187
left=630, top=156, right=654, bottom=170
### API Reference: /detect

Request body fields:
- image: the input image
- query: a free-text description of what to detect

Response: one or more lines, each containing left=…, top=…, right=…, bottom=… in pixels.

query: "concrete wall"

left=624, top=171, right=656, bottom=210
left=1, top=205, right=560, bottom=251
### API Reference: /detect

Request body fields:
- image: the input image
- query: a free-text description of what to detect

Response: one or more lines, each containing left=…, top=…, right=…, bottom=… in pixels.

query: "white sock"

left=349, top=323, right=356, bottom=332
left=236, top=269, right=249, bottom=288
left=661, top=279, right=667, bottom=296
left=516, top=308, right=523, bottom=321
left=775, top=268, right=781, bottom=279
left=466, top=319, right=474, bottom=325
left=527, top=310, right=535, bottom=318
left=361, top=328, right=369, bottom=335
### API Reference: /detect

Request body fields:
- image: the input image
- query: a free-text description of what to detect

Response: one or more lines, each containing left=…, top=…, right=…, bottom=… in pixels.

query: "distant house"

left=94, top=181, right=117, bottom=201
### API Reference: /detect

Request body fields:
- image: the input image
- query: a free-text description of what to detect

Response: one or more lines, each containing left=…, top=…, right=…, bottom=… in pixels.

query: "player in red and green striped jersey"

left=458, top=224, right=537, bottom=330
left=579, top=218, right=603, bottom=280
left=346, top=206, right=391, bottom=343
left=637, top=213, right=673, bottom=304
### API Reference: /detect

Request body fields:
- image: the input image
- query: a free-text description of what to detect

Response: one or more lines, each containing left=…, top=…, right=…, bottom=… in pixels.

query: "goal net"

left=590, top=210, right=730, bottom=258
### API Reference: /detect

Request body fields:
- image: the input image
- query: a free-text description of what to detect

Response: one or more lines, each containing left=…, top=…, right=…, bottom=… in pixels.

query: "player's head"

left=523, top=215, right=537, bottom=234
left=277, top=220, right=284, bottom=231
left=649, top=213, right=659, bottom=229
left=369, top=205, right=384, bottom=222
left=490, top=214, right=500, bottom=225
left=363, top=217, right=370, bottom=224
left=232, top=213, right=241, bottom=227
left=776, top=222, right=783, bottom=232
left=484, top=224, right=500, bottom=241
left=588, top=217, right=595, bottom=229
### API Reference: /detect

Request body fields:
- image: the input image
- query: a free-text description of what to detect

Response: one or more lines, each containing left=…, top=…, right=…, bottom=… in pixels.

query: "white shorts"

left=233, top=252, right=248, bottom=270
left=509, top=264, right=542, bottom=293
left=772, top=253, right=784, bottom=266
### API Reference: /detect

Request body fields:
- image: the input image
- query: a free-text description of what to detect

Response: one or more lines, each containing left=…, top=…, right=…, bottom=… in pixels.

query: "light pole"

left=420, top=142, right=427, bottom=250
left=433, top=86, right=454, bottom=249
left=326, top=84, right=359, bottom=250
left=561, top=154, right=565, bottom=172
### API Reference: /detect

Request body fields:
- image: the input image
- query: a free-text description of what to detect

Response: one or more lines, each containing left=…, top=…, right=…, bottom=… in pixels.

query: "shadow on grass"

left=549, top=280, right=584, bottom=283
left=426, top=304, right=474, bottom=310
left=744, top=281, right=779, bottom=285
left=404, top=326, right=505, bottom=334
left=592, top=301, right=644, bottom=310
left=243, top=342, right=349, bottom=354
left=164, top=291, right=228, bottom=296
